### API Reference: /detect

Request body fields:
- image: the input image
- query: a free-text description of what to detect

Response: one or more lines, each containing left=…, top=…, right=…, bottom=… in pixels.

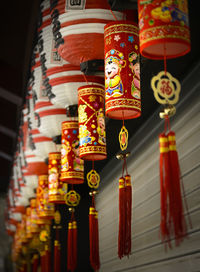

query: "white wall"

left=96, top=63, right=200, bottom=272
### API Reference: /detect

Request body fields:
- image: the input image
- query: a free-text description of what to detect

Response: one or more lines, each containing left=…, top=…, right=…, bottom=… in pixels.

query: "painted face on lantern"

left=105, top=61, right=120, bottom=79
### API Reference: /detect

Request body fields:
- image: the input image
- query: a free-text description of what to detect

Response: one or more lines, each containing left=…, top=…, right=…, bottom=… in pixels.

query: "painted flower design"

left=128, top=36, right=134, bottom=43
left=114, top=35, right=121, bottom=42
left=120, top=42, right=125, bottom=48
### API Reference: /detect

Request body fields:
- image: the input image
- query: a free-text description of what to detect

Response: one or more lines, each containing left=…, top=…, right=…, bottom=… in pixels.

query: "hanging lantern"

left=78, top=85, right=107, bottom=160
left=34, top=100, right=67, bottom=138
left=36, top=175, right=55, bottom=219
left=48, top=152, right=68, bottom=202
left=26, top=207, right=34, bottom=240
left=47, top=64, right=104, bottom=109
left=50, top=0, right=124, bottom=66
left=30, top=199, right=40, bottom=234
left=60, top=121, right=84, bottom=184
left=104, top=21, right=141, bottom=120
left=138, top=0, right=190, bottom=59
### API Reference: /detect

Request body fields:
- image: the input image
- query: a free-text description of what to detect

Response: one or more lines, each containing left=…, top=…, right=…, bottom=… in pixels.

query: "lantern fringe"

left=32, top=254, right=39, bottom=272
left=45, top=244, right=51, bottom=272
left=67, top=212, right=77, bottom=272
left=89, top=195, right=100, bottom=271
left=118, top=155, right=132, bottom=259
left=40, top=250, right=46, bottom=272
left=159, top=118, right=187, bottom=247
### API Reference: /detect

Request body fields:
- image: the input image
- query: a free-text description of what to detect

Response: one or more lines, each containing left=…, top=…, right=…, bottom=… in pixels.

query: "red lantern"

left=50, top=0, right=124, bottom=66
left=78, top=85, right=106, bottom=160
left=60, top=121, right=84, bottom=184
left=36, top=175, right=55, bottom=219
left=138, top=0, right=190, bottom=59
left=104, top=21, right=141, bottom=120
left=48, top=152, right=68, bottom=203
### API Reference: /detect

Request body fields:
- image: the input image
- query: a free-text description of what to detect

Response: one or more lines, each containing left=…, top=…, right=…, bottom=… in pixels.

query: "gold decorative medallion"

left=39, top=230, right=49, bottom=242
left=65, top=190, right=80, bottom=207
left=119, top=125, right=128, bottom=151
left=151, top=71, right=181, bottom=105
left=87, top=169, right=100, bottom=189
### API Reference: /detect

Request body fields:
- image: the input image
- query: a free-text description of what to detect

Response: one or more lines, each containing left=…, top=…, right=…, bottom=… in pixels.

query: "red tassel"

left=159, top=133, right=171, bottom=244
left=125, top=175, right=132, bottom=256
left=167, top=131, right=187, bottom=244
left=67, top=214, right=77, bottom=272
left=45, top=245, right=51, bottom=272
left=89, top=205, right=100, bottom=271
left=159, top=130, right=187, bottom=246
left=118, top=177, right=126, bottom=259
left=40, top=251, right=46, bottom=272
left=54, top=240, right=61, bottom=272
left=32, top=254, right=39, bottom=272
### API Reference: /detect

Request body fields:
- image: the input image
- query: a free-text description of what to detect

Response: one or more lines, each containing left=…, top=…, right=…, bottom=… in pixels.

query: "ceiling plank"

left=0, top=87, right=22, bottom=106
left=0, top=125, right=16, bottom=139
left=0, top=151, right=12, bottom=161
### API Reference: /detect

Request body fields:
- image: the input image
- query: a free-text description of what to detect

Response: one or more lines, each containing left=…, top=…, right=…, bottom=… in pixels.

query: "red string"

left=164, top=43, right=167, bottom=76
left=110, top=8, right=118, bottom=21
left=92, top=160, right=94, bottom=170
left=83, top=74, right=89, bottom=84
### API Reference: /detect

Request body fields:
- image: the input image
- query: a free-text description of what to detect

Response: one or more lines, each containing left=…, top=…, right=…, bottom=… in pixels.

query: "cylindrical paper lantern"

left=50, top=0, right=124, bottom=66
left=104, top=21, right=141, bottom=120
left=60, top=121, right=84, bottom=184
left=78, top=85, right=106, bottom=160
left=30, top=199, right=40, bottom=234
left=26, top=207, right=33, bottom=240
left=36, top=175, right=55, bottom=219
left=34, top=100, right=67, bottom=138
left=47, top=64, right=104, bottom=108
left=138, top=0, right=190, bottom=59
left=48, top=152, right=67, bottom=203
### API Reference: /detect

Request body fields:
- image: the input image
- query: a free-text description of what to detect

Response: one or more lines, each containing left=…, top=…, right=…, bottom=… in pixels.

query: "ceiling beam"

left=0, top=87, right=22, bottom=106
left=0, top=125, right=16, bottom=139
left=0, top=151, right=12, bottom=161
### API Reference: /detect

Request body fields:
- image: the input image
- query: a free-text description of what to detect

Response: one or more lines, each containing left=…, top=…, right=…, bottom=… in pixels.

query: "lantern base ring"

left=116, top=152, right=130, bottom=160
left=159, top=105, right=176, bottom=119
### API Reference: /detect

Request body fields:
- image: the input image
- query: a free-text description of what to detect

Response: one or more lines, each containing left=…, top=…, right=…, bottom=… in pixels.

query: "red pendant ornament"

left=36, top=175, right=55, bottom=219
left=78, top=85, right=107, bottom=160
left=104, top=21, right=141, bottom=120
left=60, top=121, right=84, bottom=184
left=138, top=0, right=190, bottom=59
left=48, top=152, right=68, bottom=203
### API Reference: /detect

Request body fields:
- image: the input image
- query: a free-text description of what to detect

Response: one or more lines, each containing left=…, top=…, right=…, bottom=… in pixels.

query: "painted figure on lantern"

left=97, top=109, right=106, bottom=145
left=79, top=125, right=92, bottom=146
left=72, top=139, right=84, bottom=171
left=61, top=139, right=71, bottom=171
left=105, top=49, right=126, bottom=98
left=49, top=167, right=59, bottom=193
left=129, top=52, right=140, bottom=99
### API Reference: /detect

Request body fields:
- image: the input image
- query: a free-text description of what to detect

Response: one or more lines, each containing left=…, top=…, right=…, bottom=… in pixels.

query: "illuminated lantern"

left=138, top=0, right=190, bottom=59
left=104, top=21, right=141, bottom=120
left=50, top=0, right=124, bottom=66
left=60, top=121, right=84, bottom=184
left=36, top=175, right=55, bottom=219
left=48, top=152, right=68, bottom=203
left=78, top=85, right=106, bottom=160
left=47, top=64, right=104, bottom=109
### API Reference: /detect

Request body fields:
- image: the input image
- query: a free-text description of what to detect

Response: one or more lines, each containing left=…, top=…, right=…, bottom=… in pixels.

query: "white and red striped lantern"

left=34, top=100, right=67, bottom=138
left=50, top=0, right=124, bottom=66
left=47, top=64, right=104, bottom=108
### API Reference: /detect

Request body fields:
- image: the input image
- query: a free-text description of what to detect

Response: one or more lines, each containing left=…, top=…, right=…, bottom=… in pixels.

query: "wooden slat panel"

left=96, top=88, right=200, bottom=271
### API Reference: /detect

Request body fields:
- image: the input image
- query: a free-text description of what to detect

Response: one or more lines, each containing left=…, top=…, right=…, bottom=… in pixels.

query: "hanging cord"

left=83, top=74, right=89, bottom=84
left=164, top=115, right=171, bottom=133
left=110, top=8, right=118, bottom=21
left=164, top=43, right=167, bottom=76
